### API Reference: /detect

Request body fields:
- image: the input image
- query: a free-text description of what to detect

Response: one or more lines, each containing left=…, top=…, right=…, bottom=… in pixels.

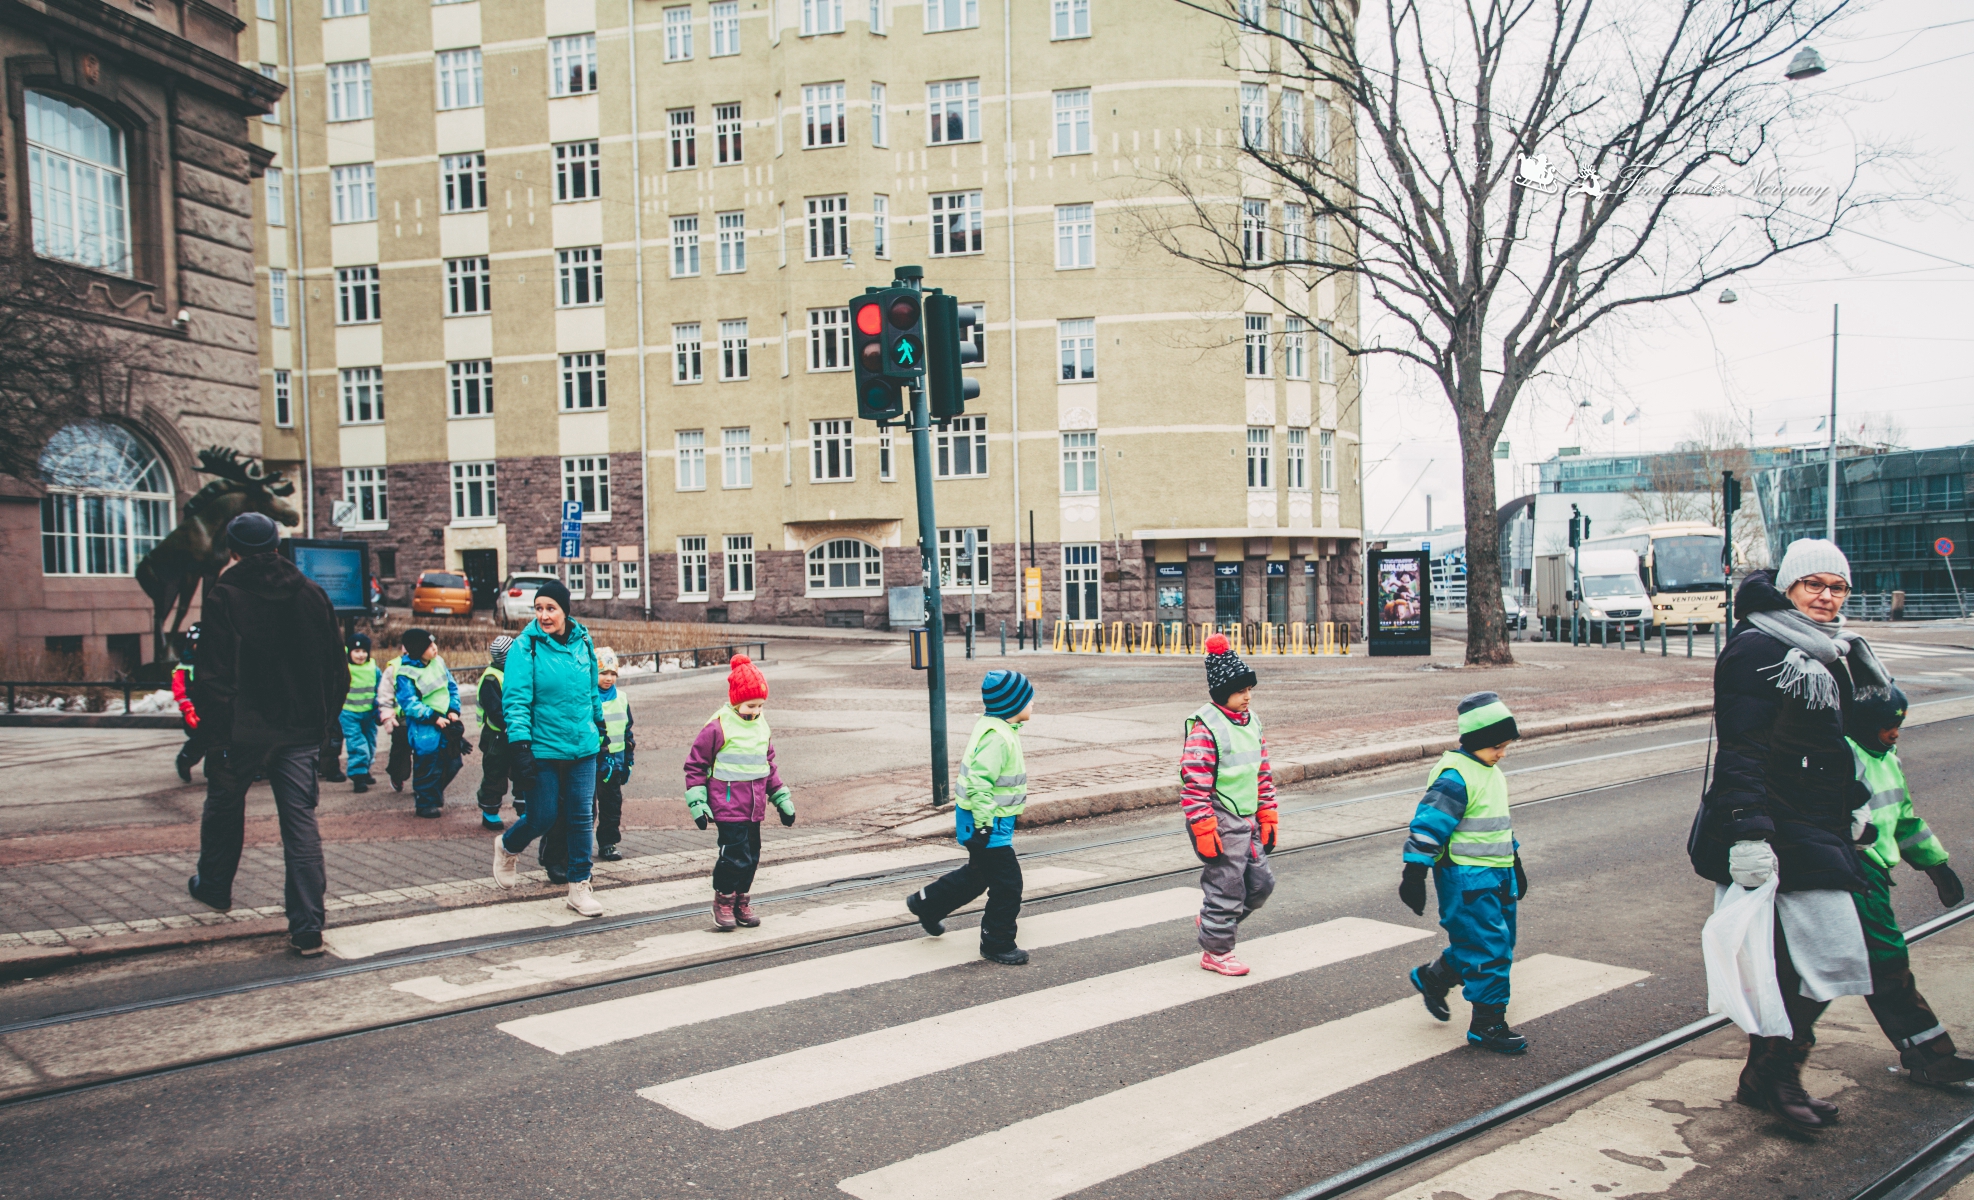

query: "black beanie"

left=226, top=511, right=280, bottom=555
left=1204, top=633, right=1257, bottom=705
left=401, top=627, right=433, bottom=659
left=534, top=578, right=572, bottom=618
left=1846, top=685, right=1908, bottom=750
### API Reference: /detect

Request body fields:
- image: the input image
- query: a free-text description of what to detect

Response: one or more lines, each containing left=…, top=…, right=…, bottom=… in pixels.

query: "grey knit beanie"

left=487, top=634, right=514, bottom=667
left=1774, top=538, right=1851, bottom=593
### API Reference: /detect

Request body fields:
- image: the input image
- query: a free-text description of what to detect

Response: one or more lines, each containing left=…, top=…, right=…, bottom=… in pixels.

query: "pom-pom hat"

left=1204, top=633, right=1257, bottom=704
left=728, top=653, right=768, bottom=705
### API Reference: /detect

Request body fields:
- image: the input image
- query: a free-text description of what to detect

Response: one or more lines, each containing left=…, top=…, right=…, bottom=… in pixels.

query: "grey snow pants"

left=1197, top=807, right=1275, bottom=955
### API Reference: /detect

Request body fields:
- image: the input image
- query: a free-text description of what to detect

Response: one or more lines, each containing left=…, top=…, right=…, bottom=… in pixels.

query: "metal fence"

left=1847, top=593, right=1970, bottom=621
left=452, top=641, right=768, bottom=683
left=2, top=681, right=160, bottom=715
left=1048, top=621, right=1354, bottom=656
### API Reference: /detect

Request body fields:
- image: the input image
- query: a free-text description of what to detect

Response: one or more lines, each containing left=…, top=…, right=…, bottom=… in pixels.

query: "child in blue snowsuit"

left=1398, top=691, right=1530, bottom=1054
left=395, top=627, right=464, bottom=817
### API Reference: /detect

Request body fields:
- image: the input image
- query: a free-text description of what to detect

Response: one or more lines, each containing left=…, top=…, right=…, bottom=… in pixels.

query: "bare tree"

left=0, top=260, right=128, bottom=484
left=1145, top=0, right=1895, bottom=664
left=1620, top=413, right=1770, bottom=566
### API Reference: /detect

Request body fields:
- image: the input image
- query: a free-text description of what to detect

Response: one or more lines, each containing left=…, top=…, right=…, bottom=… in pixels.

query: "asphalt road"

left=0, top=715, right=1969, bottom=1199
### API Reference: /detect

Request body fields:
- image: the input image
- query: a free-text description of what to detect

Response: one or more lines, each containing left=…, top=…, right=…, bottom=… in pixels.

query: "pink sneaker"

left=1200, top=950, right=1250, bottom=977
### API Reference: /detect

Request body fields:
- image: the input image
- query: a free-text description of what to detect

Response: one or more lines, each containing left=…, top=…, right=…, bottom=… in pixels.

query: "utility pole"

left=1826, top=303, right=1839, bottom=541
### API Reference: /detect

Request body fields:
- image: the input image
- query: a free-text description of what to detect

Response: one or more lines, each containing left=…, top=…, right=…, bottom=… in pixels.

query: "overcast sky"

left=1362, top=0, right=1974, bottom=538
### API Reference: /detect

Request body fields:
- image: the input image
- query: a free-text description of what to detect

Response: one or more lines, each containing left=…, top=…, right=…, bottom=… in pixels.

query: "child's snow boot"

left=1411, top=958, right=1453, bottom=1022
left=981, top=945, right=1029, bottom=965
left=352, top=773, right=372, bottom=793
left=734, top=893, right=760, bottom=927
left=323, top=764, right=347, bottom=783
left=712, top=892, right=738, bottom=931
left=1466, top=1003, right=1529, bottom=1054
left=905, top=890, right=945, bottom=936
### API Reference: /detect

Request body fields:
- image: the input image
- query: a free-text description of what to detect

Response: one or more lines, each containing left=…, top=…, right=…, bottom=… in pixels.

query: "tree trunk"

left=1460, top=423, right=1513, bottom=666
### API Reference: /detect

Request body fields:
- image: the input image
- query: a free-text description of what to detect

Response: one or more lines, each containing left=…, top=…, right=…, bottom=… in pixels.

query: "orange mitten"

left=1257, top=808, right=1278, bottom=853
left=1187, top=811, right=1223, bottom=864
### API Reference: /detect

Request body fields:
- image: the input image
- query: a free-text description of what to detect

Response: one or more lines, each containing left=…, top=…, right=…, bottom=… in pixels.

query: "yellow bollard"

left=1051, top=621, right=1066, bottom=652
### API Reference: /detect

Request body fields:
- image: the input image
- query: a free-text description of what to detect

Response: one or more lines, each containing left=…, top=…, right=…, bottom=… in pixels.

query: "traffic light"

left=881, top=288, right=925, bottom=382
left=1722, top=470, right=1742, bottom=514
left=1568, top=504, right=1588, bottom=548
left=851, top=291, right=902, bottom=422
left=926, top=292, right=981, bottom=420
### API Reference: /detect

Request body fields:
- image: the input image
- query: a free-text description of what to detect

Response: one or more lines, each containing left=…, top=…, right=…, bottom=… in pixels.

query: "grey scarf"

left=1747, top=607, right=1891, bottom=710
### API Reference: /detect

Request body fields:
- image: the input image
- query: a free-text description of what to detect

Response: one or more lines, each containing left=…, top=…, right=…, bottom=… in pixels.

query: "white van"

left=1573, top=548, right=1652, bottom=635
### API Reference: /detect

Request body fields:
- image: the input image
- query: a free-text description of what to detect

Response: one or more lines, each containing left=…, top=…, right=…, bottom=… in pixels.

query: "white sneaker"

left=492, top=833, right=521, bottom=889
left=566, top=880, right=603, bottom=917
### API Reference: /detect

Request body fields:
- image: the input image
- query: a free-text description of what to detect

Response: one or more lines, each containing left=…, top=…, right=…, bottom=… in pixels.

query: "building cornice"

left=2, top=0, right=283, bottom=116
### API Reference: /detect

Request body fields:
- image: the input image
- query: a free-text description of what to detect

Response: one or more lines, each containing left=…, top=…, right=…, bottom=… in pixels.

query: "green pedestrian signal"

left=880, top=287, right=925, bottom=382
left=892, top=335, right=922, bottom=369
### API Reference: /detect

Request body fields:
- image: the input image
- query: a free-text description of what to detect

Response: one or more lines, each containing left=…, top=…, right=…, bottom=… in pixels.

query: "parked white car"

left=497, top=572, right=562, bottom=625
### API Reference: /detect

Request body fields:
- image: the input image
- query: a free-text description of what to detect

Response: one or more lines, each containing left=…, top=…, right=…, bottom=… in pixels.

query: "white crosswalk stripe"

left=643, top=916, right=1434, bottom=1129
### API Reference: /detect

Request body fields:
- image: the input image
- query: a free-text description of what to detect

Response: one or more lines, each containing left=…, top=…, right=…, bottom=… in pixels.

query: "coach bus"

left=1582, top=521, right=1728, bottom=629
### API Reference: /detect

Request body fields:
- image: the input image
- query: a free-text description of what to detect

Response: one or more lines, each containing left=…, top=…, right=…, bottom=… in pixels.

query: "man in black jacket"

left=187, top=512, right=351, bottom=956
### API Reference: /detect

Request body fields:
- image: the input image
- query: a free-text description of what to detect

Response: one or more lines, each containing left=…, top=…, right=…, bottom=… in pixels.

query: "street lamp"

left=1785, top=47, right=1828, bottom=80
left=1718, top=288, right=1738, bottom=304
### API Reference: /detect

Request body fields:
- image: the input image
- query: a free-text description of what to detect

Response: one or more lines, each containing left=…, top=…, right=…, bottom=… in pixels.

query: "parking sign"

left=562, top=500, right=584, bottom=524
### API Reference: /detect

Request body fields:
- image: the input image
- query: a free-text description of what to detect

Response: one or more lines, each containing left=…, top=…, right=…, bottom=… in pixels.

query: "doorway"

left=461, top=549, right=500, bottom=611
left=1214, top=567, right=1242, bottom=624
left=1266, top=572, right=1288, bottom=625
left=1063, top=544, right=1100, bottom=622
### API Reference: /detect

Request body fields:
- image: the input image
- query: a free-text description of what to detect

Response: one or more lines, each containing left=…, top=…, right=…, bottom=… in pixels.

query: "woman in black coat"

left=1696, top=540, right=1891, bottom=1131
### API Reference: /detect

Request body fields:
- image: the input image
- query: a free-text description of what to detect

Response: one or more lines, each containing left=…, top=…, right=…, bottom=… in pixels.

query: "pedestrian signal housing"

left=850, top=291, right=903, bottom=422
left=926, top=293, right=981, bottom=421
left=882, top=289, right=925, bottom=381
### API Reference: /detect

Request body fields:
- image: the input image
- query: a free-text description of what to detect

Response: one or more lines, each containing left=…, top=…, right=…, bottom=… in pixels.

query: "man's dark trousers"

left=195, top=742, right=327, bottom=935
left=914, top=839, right=1023, bottom=952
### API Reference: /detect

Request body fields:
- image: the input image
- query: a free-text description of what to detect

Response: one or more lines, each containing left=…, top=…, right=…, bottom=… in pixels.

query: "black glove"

left=778, top=807, right=796, bottom=827
left=1514, top=854, right=1529, bottom=902
left=1399, top=862, right=1428, bottom=916
left=509, top=740, right=538, bottom=789
left=1928, top=864, right=1965, bottom=909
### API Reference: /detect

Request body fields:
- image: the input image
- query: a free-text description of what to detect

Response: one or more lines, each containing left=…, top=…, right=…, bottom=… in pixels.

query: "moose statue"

left=135, top=447, right=302, bottom=663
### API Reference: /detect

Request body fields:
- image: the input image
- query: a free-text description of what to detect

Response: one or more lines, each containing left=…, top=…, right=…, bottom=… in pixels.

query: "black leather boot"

left=1466, top=1002, right=1528, bottom=1054
left=1736, top=1035, right=1826, bottom=1130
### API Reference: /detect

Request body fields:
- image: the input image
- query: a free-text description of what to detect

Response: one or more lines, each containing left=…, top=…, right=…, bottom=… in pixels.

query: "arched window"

left=40, top=422, right=174, bottom=576
left=806, top=537, right=883, bottom=594
left=26, top=91, right=131, bottom=274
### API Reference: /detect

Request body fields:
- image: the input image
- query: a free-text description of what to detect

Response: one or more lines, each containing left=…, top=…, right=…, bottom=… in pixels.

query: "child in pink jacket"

left=684, top=655, right=793, bottom=931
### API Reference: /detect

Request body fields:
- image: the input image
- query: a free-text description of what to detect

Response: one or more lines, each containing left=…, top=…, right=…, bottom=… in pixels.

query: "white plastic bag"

left=1703, top=875, right=1792, bottom=1037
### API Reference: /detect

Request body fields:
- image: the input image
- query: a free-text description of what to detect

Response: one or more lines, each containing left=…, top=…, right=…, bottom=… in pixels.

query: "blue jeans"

left=501, top=756, right=597, bottom=883
left=339, top=708, right=378, bottom=776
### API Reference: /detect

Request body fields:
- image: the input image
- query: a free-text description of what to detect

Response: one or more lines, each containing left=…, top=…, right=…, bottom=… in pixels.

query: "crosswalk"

left=491, top=888, right=1651, bottom=1197
left=1873, top=640, right=1974, bottom=661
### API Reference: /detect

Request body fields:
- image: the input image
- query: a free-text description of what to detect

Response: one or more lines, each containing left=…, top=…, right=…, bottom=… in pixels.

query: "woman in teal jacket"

left=490, top=580, right=607, bottom=917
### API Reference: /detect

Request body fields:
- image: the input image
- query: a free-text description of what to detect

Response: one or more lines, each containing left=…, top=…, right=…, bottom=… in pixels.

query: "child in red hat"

left=683, top=654, right=792, bottom=930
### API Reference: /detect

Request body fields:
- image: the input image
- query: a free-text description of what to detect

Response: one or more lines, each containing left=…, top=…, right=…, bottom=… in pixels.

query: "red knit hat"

left=727, top=654, right=768, bottom=705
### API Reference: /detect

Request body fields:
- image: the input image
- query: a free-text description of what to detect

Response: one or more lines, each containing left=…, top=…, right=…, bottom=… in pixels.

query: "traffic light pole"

left=895, top=268, right=950, bottom=808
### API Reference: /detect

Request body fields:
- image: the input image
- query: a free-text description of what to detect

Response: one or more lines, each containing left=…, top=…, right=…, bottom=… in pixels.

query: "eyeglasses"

left=1795, top=580, right=1851, bottom=598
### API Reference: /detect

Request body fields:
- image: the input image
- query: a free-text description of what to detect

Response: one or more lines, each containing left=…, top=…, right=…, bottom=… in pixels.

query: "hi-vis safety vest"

left=600, top=689, right=629, bottom=753
left=477, top=665, right=504, bottom=732
left=959, top=716, right=1028, bottom=820
left=401, top=656, right=453, bottom=717
left=1187, top=704, right=1264, bottom=817
left=710, top=705, right=770, bottom=782
left=1849, top=739, right=1947, bottom=872
left=344, top=660, right=379, bottom=713
left=1430, top=750, right=1515, bottom=868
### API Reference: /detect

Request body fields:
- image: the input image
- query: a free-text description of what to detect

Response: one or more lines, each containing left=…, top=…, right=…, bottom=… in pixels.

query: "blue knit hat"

left=981, top=670, right=1033, bottom=720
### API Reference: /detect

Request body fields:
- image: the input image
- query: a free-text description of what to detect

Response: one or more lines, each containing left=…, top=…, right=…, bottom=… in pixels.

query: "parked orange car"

left=411, top=571, right=473, bottom=617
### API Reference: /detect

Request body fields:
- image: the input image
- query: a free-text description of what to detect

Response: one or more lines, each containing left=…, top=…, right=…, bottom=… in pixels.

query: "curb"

left=892, top=698, right=1715, bottom=840
left=0, top=917, right=290, bottom=979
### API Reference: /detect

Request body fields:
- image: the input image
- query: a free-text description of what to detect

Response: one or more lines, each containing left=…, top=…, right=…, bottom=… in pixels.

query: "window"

left=1315, top=212, right=1331, bottom=265
left=442, top=153, right=487, bottom=212
left=806, top=195, right=847, bottom=260
left=1053, top=89, right=1091, bottom=155
left=675, top=431, right=706, bottom=489
left=618, top=556, right=641, bottom=598
left=325, top=0, right=366, bottom=15
left=1245, top=314, right=1270, bottom=377
left=1313, top=97, right=1331, bottom=161
left=711, top=2, right=741, bottom=54
left=1063, top=544, right=1100, bottom=621
left=550, top=35, right=598, bottom=96
left=273, top=370, right=293, bottom=428
left=930, top=190, right=983, bottom=256
left=376, top=547, right=397, bottom=578
left=872, top=195, right=889, bottom=257
left=451, top=461, right=497, bottom=522
left=802, top=0, right=844, bottom=34
left=870, top=84, right=887, bottom=146
left=1284, top=315, right=1307, bottom=379
left=560, top=352, right=606, bottom=410
left=803, top=84, right=846, bottom=147
left=559, top=246, right=603, bottom=305
left=1317, top=319, right=1335, bottom=382
left=330, top=163, right=376, bottom=223
left=670, top=216, right=701, bottom=277
left=808, top=307, right=850, bottom=371
left=724, top=534, right=755, bottom=596
left=555, top=141, right=600, bottom=201
left=673, top=323, right=703, bottom=383
left=1055, top=204, right=1094, bottom=269
left=590, top=559, right=614, bottom=601
left=965, top=301, right=987, bottom=363
left=341, top=467, right=388, bottom=529
left=712, top=211, right=747, bottom=274
left=339, top=366, right=383, bottom=424
left=667, top=108, right=697, bottom=170
left=437, top=48, right=483, bottom=109
left=1240, top=83, right=1267, bottom=150
left=26, top=92, right=131, bottom=274
left=723, top=426, right=753, bottom=486
left=719, top=319, right=749, bottom=380
left=1320, top=429, right=1337, bottom=491
left=810, top=419, right=855, bottom=480
left=565, top=456, right=612, bottom=516
left=1058, top=318, right=1095, bottom=381
left=678, top=536, right=709, bottom=598
left=1242, top=199, right=1268, bottom=263
left=268, top=268, right=289, bottom=327
left=927, top=79, right=979, bottom=144
left=326, top=61, right=373, bottom=121
left=1061, top=430, right=1098, bottom=493
left=446, top=256, right=491, bottom=315
left=807, top=538, right=883, bottom=593
left=879, top=430, right=895, bottom=480
left=450, top=359, right=494, bottom=417
left=265, top=167, right=285, bottom=225
left=715, top=104, right=743, bottom=163
left=924, top=0, right=977, bottom=32
left=1044, top=0, right=1090, bottom=38
left=336, top=266, right=380, bottom=324
left=938, top=527, right=991, bottom=589
left=260, top=64, right=282, bottom=125
left=665, top=5, right=694, bottom=60
left=564, top=561, right=587, bottom=601
left=1283, top=203, right=1306, bottom=262
left=1247, top=427, right=1272, bottom=489
left=1286, top=428, right=1308, bottom=490
left=1237, top=0, right=1264, bottom=26
left=1281, top=0, right=1304, bottom=41
left=257, top=0, right=275, bottom=17
left=870, top=0, right=885, bottom=33
left=1281, top=89, right=1304, bottom=155
left=936, top=415, right=987, bottom=478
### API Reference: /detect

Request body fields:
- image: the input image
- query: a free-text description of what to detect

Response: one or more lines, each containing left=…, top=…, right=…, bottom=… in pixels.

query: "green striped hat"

left=1456, top=691, right=1519, bottom=750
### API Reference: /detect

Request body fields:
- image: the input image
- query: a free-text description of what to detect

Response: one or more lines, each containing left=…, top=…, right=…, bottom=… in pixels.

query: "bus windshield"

left=1652, top=535, right=1726, bottom=592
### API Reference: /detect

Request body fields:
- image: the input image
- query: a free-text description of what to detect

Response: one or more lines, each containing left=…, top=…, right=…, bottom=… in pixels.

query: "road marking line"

left=644, top=916, right=1433, bottom=1129
left=836, top=953, right=1651, bottom=1200
left=321, top=846, right=963, bottom=960
left=497, top=887, right=1202, bottom=1055
left=390, top=866, right=1101, bottom=1003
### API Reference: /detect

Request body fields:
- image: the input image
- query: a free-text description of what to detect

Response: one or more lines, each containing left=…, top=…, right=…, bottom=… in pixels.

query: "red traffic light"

left=855, top=302, right=883, bottom=336
left=888, top=297, right=919, bottom=329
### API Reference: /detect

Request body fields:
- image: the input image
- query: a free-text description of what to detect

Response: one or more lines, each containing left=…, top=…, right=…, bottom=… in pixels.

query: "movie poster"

left=1376, top=555, right=1424, bottom=636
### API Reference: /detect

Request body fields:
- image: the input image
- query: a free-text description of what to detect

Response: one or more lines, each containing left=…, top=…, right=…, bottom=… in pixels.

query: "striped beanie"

left=487, top=635, right=514, bottom=667
left=1456, top=691, right=1519, bottom=751
left=982, top=669, right=1033, bottom=720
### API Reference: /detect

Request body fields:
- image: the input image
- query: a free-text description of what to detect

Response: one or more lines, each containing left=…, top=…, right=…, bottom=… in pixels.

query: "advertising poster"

left=1367, top=549, right=1432, bottom=656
